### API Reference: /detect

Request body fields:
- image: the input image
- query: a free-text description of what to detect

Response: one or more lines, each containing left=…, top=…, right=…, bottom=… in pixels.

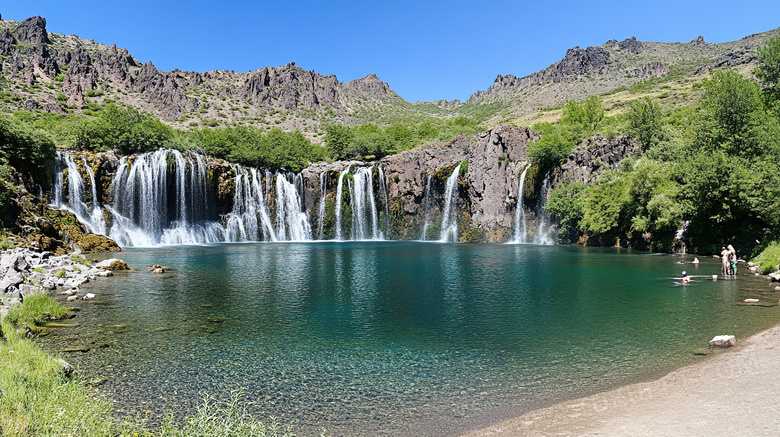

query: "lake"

left=39, top=242, right=780, bottom=436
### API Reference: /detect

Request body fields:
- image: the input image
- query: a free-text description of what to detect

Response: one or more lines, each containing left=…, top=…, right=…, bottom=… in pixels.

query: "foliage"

left=752, top=241, right=780, bottom=274
left=627, top=97, right=662, bottom=151
left=697, top=69, right=767, bottom=157
left=545, top=181, right=586, bottom=243
left=755, top=35, right=780, bottom=111
left=0, top=113, right=56, bottom=177
left=192, top=126, right=326, bottom=172
left=528, top=97, right=608, bottom=170
left=165, top=390, right=300, bottom=437
left=325, top=116, right=482, bottom=160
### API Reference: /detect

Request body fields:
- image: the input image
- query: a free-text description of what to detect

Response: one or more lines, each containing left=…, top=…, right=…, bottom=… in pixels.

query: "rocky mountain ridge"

left=1, top=14, right=779, bottom=137
left=0, top=15, right=402, bottom=138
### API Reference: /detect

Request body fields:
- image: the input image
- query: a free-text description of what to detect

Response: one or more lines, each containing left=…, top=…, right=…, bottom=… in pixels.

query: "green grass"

left=4, top=293, right=68, bottom=333
left=0, top=318, right=131, bottom=436
left=753, top=241, right=780, bottom=274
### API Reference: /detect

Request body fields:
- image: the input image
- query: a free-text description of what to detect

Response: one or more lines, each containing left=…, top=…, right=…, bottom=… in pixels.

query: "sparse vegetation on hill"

left=542, top=36, right=780, bottom=253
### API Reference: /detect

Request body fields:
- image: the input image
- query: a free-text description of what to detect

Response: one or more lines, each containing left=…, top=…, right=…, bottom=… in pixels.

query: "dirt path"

left=461, top=324, right=780, bottom=436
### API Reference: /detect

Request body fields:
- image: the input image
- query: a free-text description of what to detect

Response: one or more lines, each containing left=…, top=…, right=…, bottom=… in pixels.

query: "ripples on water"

left=40, top=243, right=780, bottom=436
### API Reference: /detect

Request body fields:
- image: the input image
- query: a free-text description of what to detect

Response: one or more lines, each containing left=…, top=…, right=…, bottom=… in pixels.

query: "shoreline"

left=461, top=321, right=780, bottom=436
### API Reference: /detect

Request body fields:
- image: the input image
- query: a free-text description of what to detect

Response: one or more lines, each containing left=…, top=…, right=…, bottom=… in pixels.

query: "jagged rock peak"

left=689, top=35, right=707, bottom=46
left=16, top=16, right=50, bottom=46
left=619, top=36, right=643, bottom=54
left=346, top=73, right=396, bottom=97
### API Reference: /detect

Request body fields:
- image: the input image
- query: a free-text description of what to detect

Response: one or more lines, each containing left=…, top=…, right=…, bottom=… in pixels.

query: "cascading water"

left=52, top=149, right=315, bottom=247
left=421, top=174, right=433, bottom=241
left=512, top=165, right=530, bottom=244
left=334, top=166, right=350, bottom=241
left=275, top=173, right=313, bottom=241
left=318, top=172, right=327, bottom=240
left=350, top=167, right=382, bottom=240
left=377, top=165, right=390, bottom=237
left=533, top=171, right=554, bottom=245
left=439, top=162, right=463, bottom=243
left=225, top=166, right=276, bottom=242
left=50, top=152, right=106, bottom=235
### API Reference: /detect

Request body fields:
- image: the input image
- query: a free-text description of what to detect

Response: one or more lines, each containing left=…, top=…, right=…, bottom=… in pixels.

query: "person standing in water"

left=682, top=271, right=691, bottom=283
left=728, top=244, right=737, bottom=275
left=720, top=247, right=730, bottom=275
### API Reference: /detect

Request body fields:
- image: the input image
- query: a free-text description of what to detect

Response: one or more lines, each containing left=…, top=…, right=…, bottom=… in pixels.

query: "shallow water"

left=40, top=243, right=780, bottom=436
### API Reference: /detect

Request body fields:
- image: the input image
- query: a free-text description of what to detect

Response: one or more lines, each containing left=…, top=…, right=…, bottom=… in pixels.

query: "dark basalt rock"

left=619, top=36, right=644, bottom=54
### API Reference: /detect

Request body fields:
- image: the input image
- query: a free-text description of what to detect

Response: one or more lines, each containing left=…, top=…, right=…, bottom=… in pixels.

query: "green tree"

left=545, top=181, right=586, bottom=243
left=698, top=69, right=763, bottom=156
left=561, top=96, right=605, bottom=135
left=756, top=36, right=780, bottom=110
left=325, top=124, right=353, bottom=160
left=627, top=97, right=662, bottom=151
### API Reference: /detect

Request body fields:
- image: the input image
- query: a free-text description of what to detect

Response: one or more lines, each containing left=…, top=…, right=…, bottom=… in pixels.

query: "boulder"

left=3, top=269, right=25, bottom=287
left=709, top=335, right=737, bottom=348
left=95, top=259, right=130, bottom=271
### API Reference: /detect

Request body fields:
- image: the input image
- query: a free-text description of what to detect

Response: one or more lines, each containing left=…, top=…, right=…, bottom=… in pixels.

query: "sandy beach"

left=462, top=323, right=780, bottom=437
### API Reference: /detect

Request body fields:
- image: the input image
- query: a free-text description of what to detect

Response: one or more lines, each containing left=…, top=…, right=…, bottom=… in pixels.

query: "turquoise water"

left=41, top=243, right=780, bottom=436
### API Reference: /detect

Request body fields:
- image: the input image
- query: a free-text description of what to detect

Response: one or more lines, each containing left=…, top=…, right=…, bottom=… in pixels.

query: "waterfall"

left=50, top=152, right=106, bottom=235
left=226, top=166, right=277, bottom=242
left=439, top=162, right=463, bottom=243
left=377, top=165, right=390, bottom=237
left=318, top=172, right=327, bottom=240
left=334, top=166, right=350, bottom=240
left=275, top=173, right=312, bottom=241
left=533, top=171, right=554, bottom=245
left=106, top=149, right=226, bottom=246
left=350, top=166, right=382, bottom=240
left=513, top=165, right=530, bottom=243
left=421, top=174, right=433, bottom=241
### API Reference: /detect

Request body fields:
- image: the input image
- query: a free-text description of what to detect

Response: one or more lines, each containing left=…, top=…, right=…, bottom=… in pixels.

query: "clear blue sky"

left=3, top=1, right=779, bottom=102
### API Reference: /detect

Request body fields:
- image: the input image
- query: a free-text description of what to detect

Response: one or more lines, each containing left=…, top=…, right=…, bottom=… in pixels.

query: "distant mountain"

left=1, top=14, right=778, bottom=137
left=0, top=16, right=403, bottom=137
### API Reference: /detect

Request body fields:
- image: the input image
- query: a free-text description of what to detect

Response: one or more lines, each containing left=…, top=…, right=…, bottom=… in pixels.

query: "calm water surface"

left=40, top=243, right=780, bottom=436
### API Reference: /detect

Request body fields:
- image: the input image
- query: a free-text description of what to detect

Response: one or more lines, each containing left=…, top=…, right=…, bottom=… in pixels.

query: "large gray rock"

left=466, top=126, right=539, bottom=237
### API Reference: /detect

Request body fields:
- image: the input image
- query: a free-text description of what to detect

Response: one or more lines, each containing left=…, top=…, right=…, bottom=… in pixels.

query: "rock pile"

left=0, top=248, right=125, bottom=318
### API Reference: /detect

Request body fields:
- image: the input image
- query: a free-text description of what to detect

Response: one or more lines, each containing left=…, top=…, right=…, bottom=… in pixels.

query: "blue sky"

left=3, top=1, right=779, bottom=102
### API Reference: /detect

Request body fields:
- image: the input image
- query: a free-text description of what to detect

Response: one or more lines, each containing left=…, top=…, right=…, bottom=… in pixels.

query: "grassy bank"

left=753, top=241, right=780, bottom=275
left=1, top=293, right=304, bottom=436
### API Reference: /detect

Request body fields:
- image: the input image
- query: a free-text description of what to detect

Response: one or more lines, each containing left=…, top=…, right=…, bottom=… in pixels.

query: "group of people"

left=678, top=246, right=737, bottom=284
left=721, top=245, right=738, bottom=275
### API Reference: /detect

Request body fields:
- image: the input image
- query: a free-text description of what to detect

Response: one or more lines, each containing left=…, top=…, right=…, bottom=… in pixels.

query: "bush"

left=753, top=241, right=780, bottom=274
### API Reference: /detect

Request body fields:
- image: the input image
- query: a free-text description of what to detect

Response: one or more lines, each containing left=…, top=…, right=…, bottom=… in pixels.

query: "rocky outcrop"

left=466, top=126, right=539, bottom=241
left=469, top=46, right=613, bottom=102
left=619, top=37, right=644, bottom=54
left=555, top=134, right=639, bottom=185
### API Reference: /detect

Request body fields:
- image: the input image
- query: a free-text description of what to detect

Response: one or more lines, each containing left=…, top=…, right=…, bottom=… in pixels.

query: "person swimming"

left=681, top=271, right=691, bottom=283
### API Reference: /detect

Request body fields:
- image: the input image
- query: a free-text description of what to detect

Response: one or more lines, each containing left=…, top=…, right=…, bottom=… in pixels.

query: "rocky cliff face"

left=0, top=16, right=402, bottom=133
left=553, top=134, right=638, bottom=186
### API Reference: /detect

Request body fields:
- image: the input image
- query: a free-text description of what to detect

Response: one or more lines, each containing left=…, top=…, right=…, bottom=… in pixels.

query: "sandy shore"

left=462, top=323, right=780, bottom=436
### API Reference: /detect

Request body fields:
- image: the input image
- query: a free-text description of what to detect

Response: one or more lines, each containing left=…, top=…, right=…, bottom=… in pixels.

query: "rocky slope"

left=467, top=30, right=780, bottom=125
left=0, top=15, right=404, bottom=140
left=2, top=14, right=779, bottom=140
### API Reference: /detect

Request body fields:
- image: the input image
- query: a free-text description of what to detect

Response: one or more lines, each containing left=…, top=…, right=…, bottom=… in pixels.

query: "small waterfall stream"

left=333, top=166, right=350, bottom=241
left=421, top=174, right=433, bottom=241
left=513, top=165, right=530, bottom=243
left=533, top=171, right=554, bottom=245
left=439, top=163, right=463, bottom=243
